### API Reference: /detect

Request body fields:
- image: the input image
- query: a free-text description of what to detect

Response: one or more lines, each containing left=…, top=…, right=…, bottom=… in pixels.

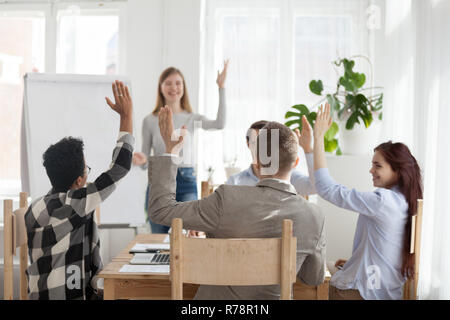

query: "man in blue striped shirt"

left=226, top=120, right=316, bottom=197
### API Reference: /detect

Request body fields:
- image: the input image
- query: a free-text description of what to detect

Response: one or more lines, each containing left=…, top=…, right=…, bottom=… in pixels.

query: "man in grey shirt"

left=148, top=106, right=326, bottom=299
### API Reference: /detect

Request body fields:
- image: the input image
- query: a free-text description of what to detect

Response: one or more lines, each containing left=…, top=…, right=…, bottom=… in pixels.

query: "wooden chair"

left=3, top=192, right=29, bottom=300
left=200, top=181, right=214, bottom=199
left=403, top=199, right=423, bottom=300
left=170, top=218, right=297, bottom=300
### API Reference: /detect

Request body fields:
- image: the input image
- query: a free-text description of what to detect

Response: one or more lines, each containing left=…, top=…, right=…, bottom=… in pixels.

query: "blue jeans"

left=146, top=167, right=198, bottom=234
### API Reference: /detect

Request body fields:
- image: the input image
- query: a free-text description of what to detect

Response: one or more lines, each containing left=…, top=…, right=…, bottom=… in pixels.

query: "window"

left=294, top=15, right=353, bottom=105
left=200, top=10, right=282, bottom=180
left=200, top=0, right=371, bottom=182
left=56, top=6, right=120, bottom=74
left=0, top=1, right=126, bottom=201
left=0, top=10, right=45, bottom=197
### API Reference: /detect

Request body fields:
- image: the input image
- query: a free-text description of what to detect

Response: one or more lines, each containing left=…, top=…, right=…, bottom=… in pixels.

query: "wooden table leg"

left=104, top=279, right=117, bottom=300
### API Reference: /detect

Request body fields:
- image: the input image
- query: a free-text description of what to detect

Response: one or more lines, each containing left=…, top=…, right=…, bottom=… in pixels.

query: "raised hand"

left=313, top=103, right=332, bottom=170
left=313, top=103, right=332, bottom=139
left=294, top=115, right=313, bottom=153
left=158, top=105, right=184, bottom=155
left=335, top=259, right=347, bottom=269
left=216, top=59, right=230, bottom=89
left=187, top=230, right=206, bottom=238
left=106, top=80, right=133, bottom=118
left=132, top=152, right=147, bottom=166
left=106, top=80, right=133, bottom=133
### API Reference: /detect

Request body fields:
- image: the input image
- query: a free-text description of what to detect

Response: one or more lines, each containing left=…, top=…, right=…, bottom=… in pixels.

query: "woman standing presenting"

left=133, top=61, right=229, bottom=233
left=312, top=103, right=423, bottom=299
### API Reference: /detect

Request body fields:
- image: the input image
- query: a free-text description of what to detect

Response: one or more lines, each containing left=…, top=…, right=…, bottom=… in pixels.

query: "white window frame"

left=54, top=1, right=127, bottom=74
left=202, top=0, right=370, bottom=114
left=0, top=0, right=127, bottom=201
left=199, top=0, right=371, bottom=182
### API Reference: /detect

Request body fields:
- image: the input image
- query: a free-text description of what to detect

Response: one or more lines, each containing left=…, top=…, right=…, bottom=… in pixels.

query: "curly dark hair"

left=42, top=137, right=85, bottom=191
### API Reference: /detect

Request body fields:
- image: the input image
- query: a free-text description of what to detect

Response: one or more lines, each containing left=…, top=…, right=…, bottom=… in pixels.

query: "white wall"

left=126, top=0, right=202, bottom=153
left=320, top=154, right=374, bottom=262
left=126, top=0, right=163, bottom=152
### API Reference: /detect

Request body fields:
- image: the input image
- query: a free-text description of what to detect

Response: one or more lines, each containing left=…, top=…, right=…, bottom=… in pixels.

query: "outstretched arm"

left=292, top=115, right=316, bottom=195
left=146, top=107, right=223, bottom=231
left=199, top=60, right=230, bottom=130
left=312, top=103, right=386, bottom=217
left=158, top=105, right=185, bottom=155
left=294, top=115, right=313, bottom=154
left=216, top=59, right=229, bottom=89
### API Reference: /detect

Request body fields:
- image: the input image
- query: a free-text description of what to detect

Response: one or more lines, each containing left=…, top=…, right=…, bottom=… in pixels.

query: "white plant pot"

left=338, top=119, right=381, bottom=155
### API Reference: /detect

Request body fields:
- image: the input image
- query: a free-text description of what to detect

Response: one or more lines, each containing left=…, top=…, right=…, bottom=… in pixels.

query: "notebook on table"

left=119, top=264, right=170, bottom=273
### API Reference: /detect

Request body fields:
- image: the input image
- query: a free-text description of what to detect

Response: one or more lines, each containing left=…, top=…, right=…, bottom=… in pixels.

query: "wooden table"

left=98, top=234, right=330, bottom=300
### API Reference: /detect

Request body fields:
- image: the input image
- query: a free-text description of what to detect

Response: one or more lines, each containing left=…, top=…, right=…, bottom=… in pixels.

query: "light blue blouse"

left=314, top=168, right=409, bottom=300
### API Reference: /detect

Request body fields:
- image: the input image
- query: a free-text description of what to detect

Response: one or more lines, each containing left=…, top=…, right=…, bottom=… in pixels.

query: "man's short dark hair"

left=246, top=120, right=269, bottom=143
left=257, top=121, right=298, bottom=175
left=43, top=137, right=85, bottom=191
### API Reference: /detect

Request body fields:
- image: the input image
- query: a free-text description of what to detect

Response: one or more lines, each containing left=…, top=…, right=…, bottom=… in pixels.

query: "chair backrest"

left=200, top=181, right=214, bottom=199
left=170, top=218, right=297, bottom=300
left=3, top=192, right=29, bottom=300
left=403, top=199, right=423, bottom=300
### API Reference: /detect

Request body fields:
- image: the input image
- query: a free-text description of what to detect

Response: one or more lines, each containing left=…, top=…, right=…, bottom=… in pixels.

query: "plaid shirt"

left=25, top=132, right=134, bottom=300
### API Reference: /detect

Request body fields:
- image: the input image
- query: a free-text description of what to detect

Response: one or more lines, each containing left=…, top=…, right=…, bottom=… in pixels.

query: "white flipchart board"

left=21, top=73, right=147, bottom=226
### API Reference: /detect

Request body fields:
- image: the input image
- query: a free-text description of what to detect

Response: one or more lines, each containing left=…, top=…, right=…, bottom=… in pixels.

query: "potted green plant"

left=285, top=56, right=383, bottom=155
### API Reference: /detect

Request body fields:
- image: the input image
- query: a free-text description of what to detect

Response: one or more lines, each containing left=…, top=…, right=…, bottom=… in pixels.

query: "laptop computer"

left=130, top=253, right=170, bottom=265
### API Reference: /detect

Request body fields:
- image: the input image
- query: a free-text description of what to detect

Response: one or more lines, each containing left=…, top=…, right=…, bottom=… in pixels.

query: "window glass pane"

left=0, top=12, right=45, bottom=194
left=294, top=16, right=352, bottom=106
left=56, top=8, right=119, bottom=74
left=219, top=14, right=280, bottom=167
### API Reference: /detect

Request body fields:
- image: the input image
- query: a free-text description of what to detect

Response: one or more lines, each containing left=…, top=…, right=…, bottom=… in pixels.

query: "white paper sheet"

left=119, top=264, right=170, bottom=273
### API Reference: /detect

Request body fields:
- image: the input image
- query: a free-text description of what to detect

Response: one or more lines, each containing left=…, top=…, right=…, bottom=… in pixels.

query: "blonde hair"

left=152, top=67, right=193, bottom=115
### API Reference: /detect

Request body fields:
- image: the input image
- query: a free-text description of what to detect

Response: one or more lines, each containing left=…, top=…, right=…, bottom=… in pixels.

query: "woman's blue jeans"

left=146, top=167, right=198, bottom=234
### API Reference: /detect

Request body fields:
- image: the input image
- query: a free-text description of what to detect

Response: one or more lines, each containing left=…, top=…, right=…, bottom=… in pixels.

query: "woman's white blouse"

left=314, top=168, right=409, bottom=300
